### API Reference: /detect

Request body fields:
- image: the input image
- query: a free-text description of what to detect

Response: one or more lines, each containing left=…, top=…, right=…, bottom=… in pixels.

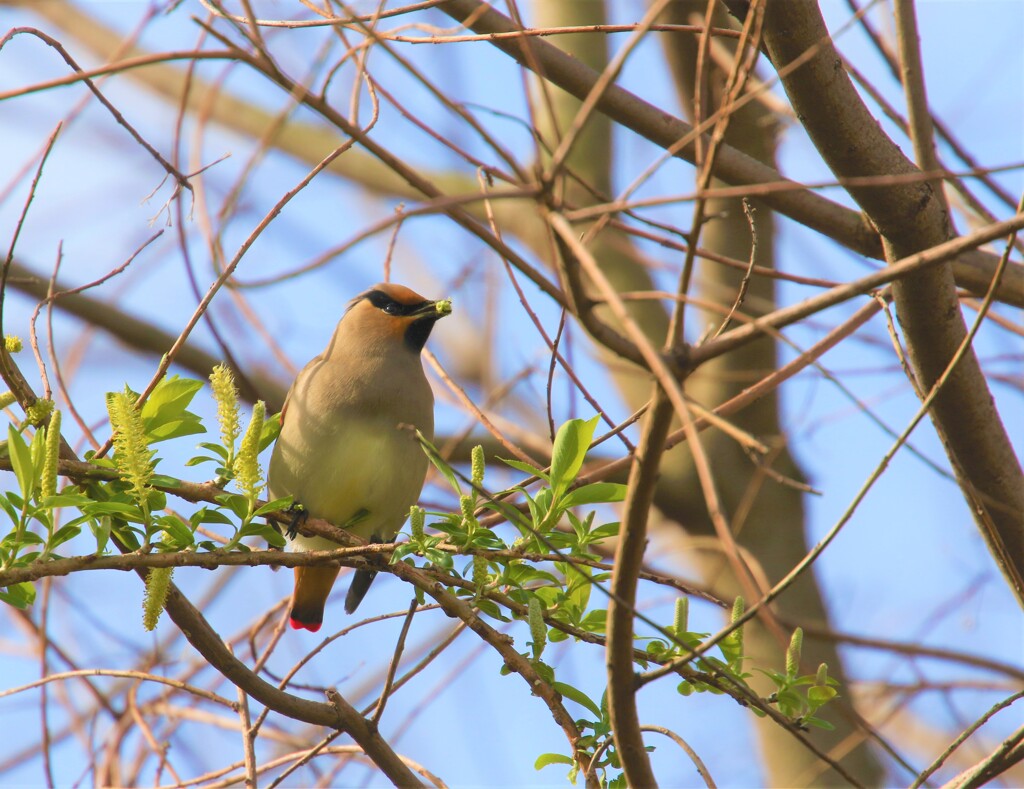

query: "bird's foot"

left=285, top=502, right=308, bottom=540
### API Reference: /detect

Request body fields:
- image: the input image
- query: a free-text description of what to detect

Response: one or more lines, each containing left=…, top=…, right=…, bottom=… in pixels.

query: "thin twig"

left=371, top=599, right=418, bottom=726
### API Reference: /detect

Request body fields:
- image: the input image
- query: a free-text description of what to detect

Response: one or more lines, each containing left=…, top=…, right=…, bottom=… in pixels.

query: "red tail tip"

left=289, top=617, right=322, bottom=632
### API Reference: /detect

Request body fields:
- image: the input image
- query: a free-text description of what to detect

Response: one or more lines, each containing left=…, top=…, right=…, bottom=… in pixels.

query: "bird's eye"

left=381, top=301, right=402, bottom=315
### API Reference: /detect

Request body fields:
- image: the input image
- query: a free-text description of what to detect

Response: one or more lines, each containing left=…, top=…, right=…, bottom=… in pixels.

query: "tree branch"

left=606, top=389, right=674, bottom=787
left=436, top=0, right=1024, bottom=306
left=759, top=1, right=1024, bottom=607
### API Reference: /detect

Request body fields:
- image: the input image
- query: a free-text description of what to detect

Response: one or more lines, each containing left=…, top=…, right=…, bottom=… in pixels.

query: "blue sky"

left=0, top=1, right=1021, bottom=786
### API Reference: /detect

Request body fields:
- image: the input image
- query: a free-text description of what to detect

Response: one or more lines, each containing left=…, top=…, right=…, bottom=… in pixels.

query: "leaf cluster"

left=0, top=377, right=842, bottom=782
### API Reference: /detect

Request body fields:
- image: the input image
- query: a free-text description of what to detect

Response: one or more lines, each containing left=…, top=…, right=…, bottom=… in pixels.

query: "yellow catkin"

left=471, top=445, right=485, bottom=487
left=107, top=390, right=153, bottom=508
left=41, top=411, right=61, bottom=499
left=210, top=364, right=240, bottom=462
left=234, top=400, right=266, bottom=498
left=26, top=398, right=54, bottom=426
left=142, top=565, right=173, bottom=631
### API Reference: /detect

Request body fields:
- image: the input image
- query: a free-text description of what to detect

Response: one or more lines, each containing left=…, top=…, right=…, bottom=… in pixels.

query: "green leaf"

left=554, top=681, right=602, bottom=719
left=216, top=493, right=250, bottom=521
left=474, top=597, right=507, bottom=621
left=254, top=497, right=292, bottom=517
left=141, top=375, right=202, bottom=419
left=0, top=581, right=36, bottom=609
left=808, top=685, right=838, bottom=704
left=777, top=688, right=806, bottom=717
left=500, top=457, right=548, bottom=481
left=0, top=494, right=21, bottom=524
left=802, top=716, right=835, bottom=731
left=390, top=543, right=418, bottom=563
left=258, top=412, right=281, bottom=452
left=82, top=501, right=146, bottom=520
left=549, top=416, right=599, bottom=499
left=39, top=493, right=93, bottom=509
left=140, top=376, right=206, bottom=443
left=534, top=753, right=573, bottom=771
left=157, top=515, right=194, bottom=548
left=754, top=667, right=786, bottom=689
left=579, top=609, right=608, bottom=634
left=420, top=433, right=462, bottom=494
left=190, top=508, right=233, bottom=527
left=589, top=522, right=621, bottom=541
left=48, top=524, right=81, bottom=550
left=145, top=489, right=168, bottom=512
left=423, top=548, right=453, bottom=569
left=559, top=482, right=627, bottom=509
left=531, top=659, right=555, bottom=685
left=7, top=424, right=35, bottom=500
left=503, top=564, right=561, bottom=588
left=197, top=442, right=229, bottom=460
left=249, top=522, right=286, bottom=547
left=16, top=531, right=44, bottom=547
left=88, top=517, right=112, bottom=553
left=520, top=489, right=543, bottom=531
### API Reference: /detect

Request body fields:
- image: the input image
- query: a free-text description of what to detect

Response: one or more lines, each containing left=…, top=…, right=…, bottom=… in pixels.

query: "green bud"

left=471, top=445, right=485, bottom=487
left=409, top=505, right=425, bottom=542
left=786, top=627, right=803, bottom=679
left=816, top=662, right=829, bottom=686
left=460, top=494, right=478, bottom=534
left=528, top=596, right=546, bottom=660
left=673, top=597, right=689, bottom=636
left=0, top=391, right=17, bottom=410
left=472, top=553, right=488, bottom=591
left=726, top=596, right=745, bottom=671
left=5, top=335, right=22, bottom=353
left=41, top=410, right=61, bottom=499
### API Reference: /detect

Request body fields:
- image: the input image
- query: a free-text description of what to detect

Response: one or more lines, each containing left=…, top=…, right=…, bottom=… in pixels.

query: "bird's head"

left=343, top=283, right=453, bottom=353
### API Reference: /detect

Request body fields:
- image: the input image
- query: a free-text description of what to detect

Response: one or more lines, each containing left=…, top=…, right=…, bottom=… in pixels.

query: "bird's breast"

left=267, top=350, right=435, bottom=548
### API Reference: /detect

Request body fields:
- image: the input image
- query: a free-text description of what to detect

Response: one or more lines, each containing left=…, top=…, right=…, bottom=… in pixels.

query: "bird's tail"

left=289, top=565, right=341, bottom=631
left=344, top=568, right=377, bottom=614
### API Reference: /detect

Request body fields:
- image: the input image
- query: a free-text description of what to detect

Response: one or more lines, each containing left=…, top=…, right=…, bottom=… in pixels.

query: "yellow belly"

left=268, top=411, right=430, bottom=550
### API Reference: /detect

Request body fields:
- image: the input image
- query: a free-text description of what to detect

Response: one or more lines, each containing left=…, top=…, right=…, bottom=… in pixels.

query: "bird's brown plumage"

left=267, top=283, right=451, bottom=631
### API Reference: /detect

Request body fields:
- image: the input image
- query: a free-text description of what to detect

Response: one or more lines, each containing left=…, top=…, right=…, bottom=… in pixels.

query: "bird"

left=267, top=283, right=452, bottom=631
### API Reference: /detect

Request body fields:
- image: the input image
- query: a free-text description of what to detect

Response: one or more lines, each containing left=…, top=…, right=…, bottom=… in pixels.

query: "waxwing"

left=268, top=283, right=451, bottom=631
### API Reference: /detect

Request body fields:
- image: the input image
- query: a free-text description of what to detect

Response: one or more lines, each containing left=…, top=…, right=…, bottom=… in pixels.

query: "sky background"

left=0, top=1, right=1021, bottom=786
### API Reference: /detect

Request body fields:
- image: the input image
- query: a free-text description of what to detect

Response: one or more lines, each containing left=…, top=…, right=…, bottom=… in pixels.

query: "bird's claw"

left=286, top=502, right=308, bottom=540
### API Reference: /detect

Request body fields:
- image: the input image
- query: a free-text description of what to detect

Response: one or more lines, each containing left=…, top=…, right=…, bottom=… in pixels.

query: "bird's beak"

left=413, top=298, right=453, bottom=320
